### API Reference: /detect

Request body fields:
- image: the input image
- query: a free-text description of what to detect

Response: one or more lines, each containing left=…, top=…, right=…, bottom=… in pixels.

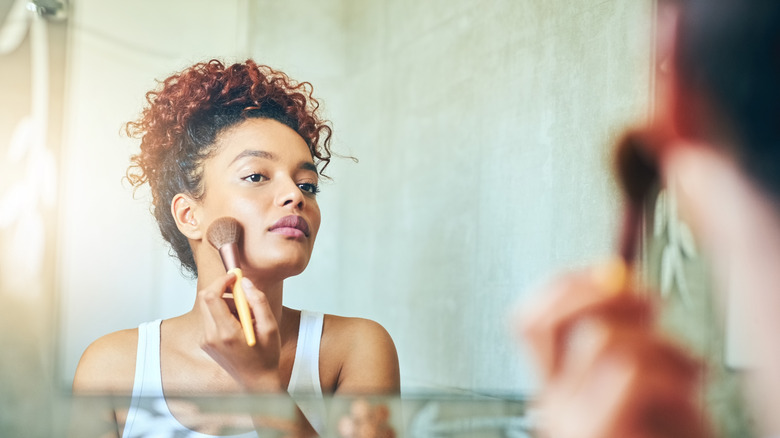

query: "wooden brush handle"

left=228, top=267, right=256, bottom=347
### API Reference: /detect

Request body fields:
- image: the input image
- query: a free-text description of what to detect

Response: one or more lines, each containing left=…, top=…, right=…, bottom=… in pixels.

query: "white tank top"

left=121, top=310, right=326, bottom=437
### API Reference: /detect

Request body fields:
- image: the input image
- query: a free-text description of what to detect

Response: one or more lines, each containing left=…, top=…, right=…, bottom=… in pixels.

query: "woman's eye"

left=243, top=173, right=267, bottom=183
left=298, top=183, right=320, bottom=195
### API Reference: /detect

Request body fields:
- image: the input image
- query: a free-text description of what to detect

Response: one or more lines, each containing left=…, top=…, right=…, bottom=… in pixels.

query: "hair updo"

left=125, top=59, right=333, bottom=277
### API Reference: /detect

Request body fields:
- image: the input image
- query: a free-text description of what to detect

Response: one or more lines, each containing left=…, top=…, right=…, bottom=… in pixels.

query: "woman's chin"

left=243, top=258, right=309, bottom=281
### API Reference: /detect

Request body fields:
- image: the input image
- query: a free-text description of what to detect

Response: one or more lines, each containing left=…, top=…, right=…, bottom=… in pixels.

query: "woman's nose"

left=275, top=179, right=305, bottom=210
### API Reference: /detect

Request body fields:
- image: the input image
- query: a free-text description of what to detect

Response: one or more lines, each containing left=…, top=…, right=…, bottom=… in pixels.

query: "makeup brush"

left=206, top=217, right=256, bottom=347
left=602, top=128, right=661, bottom=294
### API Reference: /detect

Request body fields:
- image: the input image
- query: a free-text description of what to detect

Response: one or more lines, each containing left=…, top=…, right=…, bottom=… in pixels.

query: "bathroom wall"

left=53, top=0, right=654, bottom=397
left=286, top=0, right=654, bottom=394
left=0, top=1, right=67, bottom=435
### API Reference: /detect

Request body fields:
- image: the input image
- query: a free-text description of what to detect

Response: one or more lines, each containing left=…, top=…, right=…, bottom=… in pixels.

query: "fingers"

left=534, top=329, right=707, bottom=438
left=195, top=274, right=284, bottom=392
left=199, top=272, right=245, bottom=348
left=519, top=270, right=656, bottom=381
left=197, top=273, right=282, bottom=350
left=519, top=267, right=712, bottom=438
left=561, top=344, right=705, bottom=438
left=240, top=277, right=280, bottom=348
left=540, top=353, right=708, bottom=438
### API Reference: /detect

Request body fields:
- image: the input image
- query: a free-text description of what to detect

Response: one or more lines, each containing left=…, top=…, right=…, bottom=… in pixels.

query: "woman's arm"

left=71, top=330, right=137, bottom=438
left=332, top=318, right=401, bottom=395
left=72, top=330, right=137, bottom=393
left=328, top=317, right=401, bottom=438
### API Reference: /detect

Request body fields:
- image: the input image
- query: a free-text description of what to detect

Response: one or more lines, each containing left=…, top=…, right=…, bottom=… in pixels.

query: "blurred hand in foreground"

left=517, top=268, right=713, bottom=438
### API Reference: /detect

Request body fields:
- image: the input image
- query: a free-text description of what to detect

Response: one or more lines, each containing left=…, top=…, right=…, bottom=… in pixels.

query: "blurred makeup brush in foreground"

left=598, top=128, right=662, bottom=294
left=206, top=217, right=256, bottom=346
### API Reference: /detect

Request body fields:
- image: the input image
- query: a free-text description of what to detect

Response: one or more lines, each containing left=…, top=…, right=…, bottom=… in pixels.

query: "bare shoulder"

left=72, top=328, right=138, bottom=394
left=321, top=315, right=400, bottom=394
left=324, top=314, right=394, bottom=340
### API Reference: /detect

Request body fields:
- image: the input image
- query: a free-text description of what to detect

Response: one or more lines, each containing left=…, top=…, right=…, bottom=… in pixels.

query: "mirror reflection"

left=59, top=0, right=652, bottom=395
left=2, top=0, right=710, bottom=436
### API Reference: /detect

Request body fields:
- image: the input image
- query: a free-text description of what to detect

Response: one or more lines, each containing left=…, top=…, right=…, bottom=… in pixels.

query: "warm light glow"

left=0, top=11, right=54, bottom=299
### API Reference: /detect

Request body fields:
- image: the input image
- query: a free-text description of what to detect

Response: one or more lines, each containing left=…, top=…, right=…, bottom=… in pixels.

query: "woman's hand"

left=517, top=269, right=713, bottom=438
left=197, top=273, right=283, bottom=392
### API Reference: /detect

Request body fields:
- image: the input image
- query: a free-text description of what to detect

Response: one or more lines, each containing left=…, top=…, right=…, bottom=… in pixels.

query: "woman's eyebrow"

left=230, top=149, right=277, bottom=166
left=300, top=162, right=318, bottom=173
left=229, top=149, right=317, bottom=173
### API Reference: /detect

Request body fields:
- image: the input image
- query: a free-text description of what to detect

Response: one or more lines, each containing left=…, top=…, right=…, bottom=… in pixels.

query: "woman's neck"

left=193, top=260, right=287, bottom=332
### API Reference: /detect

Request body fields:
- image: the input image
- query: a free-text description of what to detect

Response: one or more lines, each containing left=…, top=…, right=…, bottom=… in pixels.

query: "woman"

left=519, top=0, right=780, bottom=437
left=72, top=59, right=400, bottom=437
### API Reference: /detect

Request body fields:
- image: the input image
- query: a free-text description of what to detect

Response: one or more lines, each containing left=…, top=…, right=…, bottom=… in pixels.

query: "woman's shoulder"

left=322, top=314, right=394, bottom=345
left=72, top=327, right=139, bottom=394
left=320, top=313, right=400, bottom=394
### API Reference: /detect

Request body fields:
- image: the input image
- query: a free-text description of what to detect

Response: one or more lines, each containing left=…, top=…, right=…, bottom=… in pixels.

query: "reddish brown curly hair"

left=125, top=59, right=333, bottom=277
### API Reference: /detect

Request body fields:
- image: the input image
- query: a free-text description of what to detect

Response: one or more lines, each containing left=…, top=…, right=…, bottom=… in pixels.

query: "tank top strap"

left=287, top=310, right=327, bottom=435
left=287, top=310, right=324, bottom=396
left=123, top=319, right=163, bottom=437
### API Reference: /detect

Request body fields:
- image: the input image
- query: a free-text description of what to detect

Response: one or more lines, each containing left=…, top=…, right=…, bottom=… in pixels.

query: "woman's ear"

left=654, top=0, right=681, bottom=133
left=171, top=193, right=203, bottom=240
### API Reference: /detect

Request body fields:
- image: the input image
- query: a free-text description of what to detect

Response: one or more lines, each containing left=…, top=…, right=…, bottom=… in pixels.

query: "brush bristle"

left=206, top=217, right=243, bottom=249
left=614, top=129, right=660, bottom=205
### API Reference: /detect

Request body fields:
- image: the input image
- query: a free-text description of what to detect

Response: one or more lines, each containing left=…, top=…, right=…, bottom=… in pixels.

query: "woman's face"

left=197, top=117, right=321, bottom=280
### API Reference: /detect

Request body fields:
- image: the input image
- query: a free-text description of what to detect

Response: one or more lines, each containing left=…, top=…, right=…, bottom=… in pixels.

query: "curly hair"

left=125, top=59, right=333, bottom=277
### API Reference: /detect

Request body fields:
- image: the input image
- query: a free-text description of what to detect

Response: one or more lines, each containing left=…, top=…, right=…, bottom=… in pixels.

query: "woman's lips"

left=269, top=215, right=310, bottom=238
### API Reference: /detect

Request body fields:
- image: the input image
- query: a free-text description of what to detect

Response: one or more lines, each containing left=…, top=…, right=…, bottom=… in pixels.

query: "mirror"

left=1, top=0, right=656, bottom=403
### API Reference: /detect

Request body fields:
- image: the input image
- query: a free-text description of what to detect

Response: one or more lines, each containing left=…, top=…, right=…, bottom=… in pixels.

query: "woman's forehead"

left=211, top=118, right=314, bottom=165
